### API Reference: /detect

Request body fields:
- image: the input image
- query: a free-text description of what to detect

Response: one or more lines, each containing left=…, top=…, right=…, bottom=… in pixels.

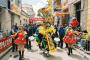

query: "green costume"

left=35, top=35, right=41, bottom=44
left=42, top=38, right=47, bottom=49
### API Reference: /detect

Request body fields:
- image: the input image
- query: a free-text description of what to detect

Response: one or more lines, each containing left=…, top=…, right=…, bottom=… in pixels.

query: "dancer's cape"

left=37, top=26, right=57, bottom=52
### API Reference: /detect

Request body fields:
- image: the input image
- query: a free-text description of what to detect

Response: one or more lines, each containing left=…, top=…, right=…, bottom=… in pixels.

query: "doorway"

left=74, top=1, right=81, bottom=31
left=75, top=1, right=81, bottom=25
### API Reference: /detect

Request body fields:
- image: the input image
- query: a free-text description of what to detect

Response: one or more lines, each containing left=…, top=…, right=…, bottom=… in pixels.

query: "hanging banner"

left=29, top=18, right=45, bottom=23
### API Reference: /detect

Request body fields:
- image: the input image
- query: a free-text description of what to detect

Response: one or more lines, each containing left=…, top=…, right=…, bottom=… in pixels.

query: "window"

left=8, top=0, right=10, bottom=9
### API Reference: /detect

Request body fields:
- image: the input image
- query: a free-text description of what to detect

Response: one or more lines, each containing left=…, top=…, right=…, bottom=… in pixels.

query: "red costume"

left=70, top=19, right=79, bottom=28
left=15, top=32, right=26, bottom=45
left=64, top=32, right=76, bottom=44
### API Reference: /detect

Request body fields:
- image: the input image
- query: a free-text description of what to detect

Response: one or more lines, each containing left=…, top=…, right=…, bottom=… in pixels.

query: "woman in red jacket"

left=15, top=26, right=26, bottom=60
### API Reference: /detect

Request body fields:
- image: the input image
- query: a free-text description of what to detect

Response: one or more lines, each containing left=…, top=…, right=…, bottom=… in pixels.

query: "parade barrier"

left=0, top=37, right=12, bottom=54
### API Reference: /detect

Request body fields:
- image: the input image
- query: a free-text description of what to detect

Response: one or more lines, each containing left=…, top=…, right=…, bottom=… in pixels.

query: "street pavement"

left=1, top=41, right=88, bottom=60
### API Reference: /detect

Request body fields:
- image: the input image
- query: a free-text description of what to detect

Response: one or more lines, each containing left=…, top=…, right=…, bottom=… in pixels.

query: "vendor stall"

left=0, top=31, right=12, bottom=56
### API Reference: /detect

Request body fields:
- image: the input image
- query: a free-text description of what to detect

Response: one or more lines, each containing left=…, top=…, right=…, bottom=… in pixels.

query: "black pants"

left=86, top=41, right=90, bottom=51
left=52, top=34, right=57, bottom=48
left=19, top=50, right=24, bottom=60
left=59, top=35, right=64, bottom=48
left=26, top=40, right=31, bottom=49
left=68, top=48, right=72, bottom=55
left=38, top=33, right=43, bottom=42
left=28, top=41, right=31, bottom=49
left=12, top=39, right=17, bottom=52
left=12, top=43, right=17, bottom=52
left=66, top=43, right=68, bottom=48
left=38, top=33, right=43, bottom=49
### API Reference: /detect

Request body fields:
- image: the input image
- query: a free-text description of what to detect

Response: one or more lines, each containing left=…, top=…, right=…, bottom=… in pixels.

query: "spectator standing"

left=14, top=23, right=18, bottom=32
left=59, top=25, right=65, bottom=48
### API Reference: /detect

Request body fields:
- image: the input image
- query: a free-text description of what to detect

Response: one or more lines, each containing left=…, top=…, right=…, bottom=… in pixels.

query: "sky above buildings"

left=22, top=0, right=48, bottom=16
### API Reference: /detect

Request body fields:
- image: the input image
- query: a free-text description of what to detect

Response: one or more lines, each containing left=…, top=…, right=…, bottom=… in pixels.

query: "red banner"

left=29, top=18, right=45, bottom=23
left=0, top=38, right=12, bottom=53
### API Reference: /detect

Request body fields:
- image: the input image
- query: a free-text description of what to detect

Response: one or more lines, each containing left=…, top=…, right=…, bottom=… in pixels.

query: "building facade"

left=0, top=0, right=11, bottom=32
left=53, top=0, right=69, bottom=27
left=53, top=0, right=90, bottom=33
left=0, top=0, right=21, bottom=32
left=20, top=10, right=29, bottom=26
left=22, top=4, right=35, bottom=25
left=61, top=0, right=69, bottom=25
left=68, top=0, right=90, bottom=33
left=10, top=0, right=21, bottom=27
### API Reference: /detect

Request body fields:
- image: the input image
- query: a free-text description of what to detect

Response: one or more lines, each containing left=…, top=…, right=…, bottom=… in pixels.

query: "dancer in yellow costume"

left=38, top=24, right=46, bottom=36
left=46, top=25, right=57, bottom=53
left=38, top=24, right=57, bottom=53
left=37, top=24, right=47, bottom=50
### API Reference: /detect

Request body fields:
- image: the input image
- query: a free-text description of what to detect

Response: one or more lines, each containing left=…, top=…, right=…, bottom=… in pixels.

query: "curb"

left=74, top=48, right=90, bottom=60
left=0, top=46, right=12, bottom=59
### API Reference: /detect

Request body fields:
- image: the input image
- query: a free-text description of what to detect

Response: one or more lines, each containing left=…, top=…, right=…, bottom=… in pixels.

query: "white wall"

left=1, top=9, right=11, bottom=32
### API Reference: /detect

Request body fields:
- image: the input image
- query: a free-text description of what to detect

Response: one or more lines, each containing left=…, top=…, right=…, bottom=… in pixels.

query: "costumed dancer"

left=45, top=24, right=57, bottom=53
left=15, top=26, right=26, bottom=60
left=36, top=24, right=46, bottom=50
left=36, top=23, right=57, bottom=56
left=64, top=17, right=79, bottom=55
left=63, top=27, right=76, bottom=55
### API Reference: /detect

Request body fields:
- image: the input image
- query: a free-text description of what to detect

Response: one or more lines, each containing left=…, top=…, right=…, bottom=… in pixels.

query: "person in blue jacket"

left=59, top=25, right=65, bottom=48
